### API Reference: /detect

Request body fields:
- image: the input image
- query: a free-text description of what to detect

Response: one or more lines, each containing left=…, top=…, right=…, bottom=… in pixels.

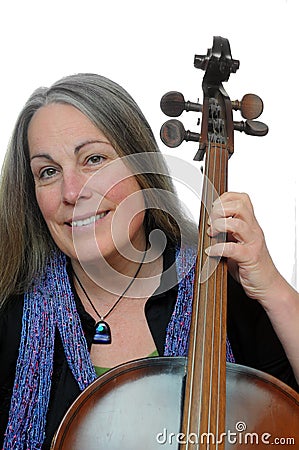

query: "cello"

left=51, top=36, right=299, bottom=449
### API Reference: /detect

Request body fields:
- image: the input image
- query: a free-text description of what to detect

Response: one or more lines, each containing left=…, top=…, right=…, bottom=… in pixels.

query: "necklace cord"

left=73, top=249, right=147, bottom=321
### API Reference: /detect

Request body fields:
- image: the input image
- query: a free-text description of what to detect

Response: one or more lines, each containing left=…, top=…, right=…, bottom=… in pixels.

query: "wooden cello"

left=51, top=37, right=299, bottom=449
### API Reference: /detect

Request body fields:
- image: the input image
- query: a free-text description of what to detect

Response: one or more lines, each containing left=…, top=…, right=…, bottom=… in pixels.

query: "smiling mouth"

left=70, top=211, right=109, bottom=228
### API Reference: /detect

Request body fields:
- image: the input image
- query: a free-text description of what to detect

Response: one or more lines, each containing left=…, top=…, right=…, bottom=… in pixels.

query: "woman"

left=0, top=73, right=297, bottom=449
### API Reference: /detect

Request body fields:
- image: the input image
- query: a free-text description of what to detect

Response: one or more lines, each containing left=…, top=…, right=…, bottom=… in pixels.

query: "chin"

left=73, top=240, right=115, bottom=265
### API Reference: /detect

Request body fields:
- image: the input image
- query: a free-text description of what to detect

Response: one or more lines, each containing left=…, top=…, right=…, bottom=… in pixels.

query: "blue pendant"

left=93, top=320, right=112, bottom=344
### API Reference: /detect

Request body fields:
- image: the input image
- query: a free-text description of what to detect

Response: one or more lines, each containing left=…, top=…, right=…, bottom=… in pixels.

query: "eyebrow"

left=74, top=140, right=110, bottom=154
left=30, top=140, right=111, bottom=162
left=30, top=153, right=55, bottom=162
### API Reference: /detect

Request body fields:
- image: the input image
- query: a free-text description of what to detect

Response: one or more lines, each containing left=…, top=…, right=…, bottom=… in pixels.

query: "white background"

left=0, top=0, right=298, bottom=286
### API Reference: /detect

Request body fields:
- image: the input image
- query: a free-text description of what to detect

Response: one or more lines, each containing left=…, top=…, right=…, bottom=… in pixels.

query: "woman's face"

left=28, top=103, right=146, bottom=265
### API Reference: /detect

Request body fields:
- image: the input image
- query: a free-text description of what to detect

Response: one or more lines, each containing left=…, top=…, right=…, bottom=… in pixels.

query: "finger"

left=211, top=192, right=254, bottom=223
left=215, top=191, right=253, bottom=207
left=205, top=241, right=247, bottom=262
left=207, top=217, right=244, bottom=238
left=210, top=200, right=251, bottom=223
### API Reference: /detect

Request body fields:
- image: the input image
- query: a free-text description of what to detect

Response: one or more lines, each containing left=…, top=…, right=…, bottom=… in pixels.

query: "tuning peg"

left=160, top=119, right=200, bottom=148
left=233, top=119, right=268, bottom=136
left=231, top=94, right=264, bottom=120
left=160, top=91, right=202, bottom=117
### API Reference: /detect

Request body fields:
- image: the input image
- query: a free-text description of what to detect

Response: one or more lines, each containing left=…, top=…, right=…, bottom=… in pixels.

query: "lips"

left=66, top=211, right=109, bottom=228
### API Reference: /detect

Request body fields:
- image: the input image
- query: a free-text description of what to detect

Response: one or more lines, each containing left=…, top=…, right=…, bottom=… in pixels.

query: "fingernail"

left=205, top=246, right=211, bottom=255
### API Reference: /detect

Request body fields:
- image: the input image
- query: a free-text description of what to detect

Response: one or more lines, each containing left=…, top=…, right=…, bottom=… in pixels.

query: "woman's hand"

left=206, top=191, right=280, bottom=305
left=206, top=191, right=299, bottom=383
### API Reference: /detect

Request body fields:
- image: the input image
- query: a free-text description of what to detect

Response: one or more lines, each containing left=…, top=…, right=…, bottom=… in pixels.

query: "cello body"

left=51, top=357, right=299, bottom=449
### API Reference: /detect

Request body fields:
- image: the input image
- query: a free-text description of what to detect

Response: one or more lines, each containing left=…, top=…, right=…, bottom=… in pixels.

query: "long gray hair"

left=0, top=73, right=196, bottom=307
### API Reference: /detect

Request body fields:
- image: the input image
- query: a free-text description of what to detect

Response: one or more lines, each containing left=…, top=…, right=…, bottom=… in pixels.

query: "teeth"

left=72, top=212, right=107, bottom=227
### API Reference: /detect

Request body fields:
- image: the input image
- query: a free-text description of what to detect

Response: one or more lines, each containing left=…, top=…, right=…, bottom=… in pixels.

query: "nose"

left=62, top=171, right=92, bottom=205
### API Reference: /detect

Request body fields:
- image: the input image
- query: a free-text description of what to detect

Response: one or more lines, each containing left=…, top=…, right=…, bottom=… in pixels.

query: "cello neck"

left=180, top=138, right=229, bottom=449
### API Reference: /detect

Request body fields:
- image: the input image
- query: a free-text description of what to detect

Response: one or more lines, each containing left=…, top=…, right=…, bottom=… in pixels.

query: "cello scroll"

left=160, top=37, right=268, bottom=155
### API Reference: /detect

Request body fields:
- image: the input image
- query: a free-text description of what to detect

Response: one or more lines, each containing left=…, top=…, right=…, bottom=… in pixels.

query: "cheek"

left=35, top=188, right=59, bottom=223
left=109, top=176, right=141, bottom=202
left=109, top=179, right=145, bottom=236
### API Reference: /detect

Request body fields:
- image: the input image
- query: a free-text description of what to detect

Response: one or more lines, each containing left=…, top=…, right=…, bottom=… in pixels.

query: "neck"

left=71, top=243, right=164, bottom=302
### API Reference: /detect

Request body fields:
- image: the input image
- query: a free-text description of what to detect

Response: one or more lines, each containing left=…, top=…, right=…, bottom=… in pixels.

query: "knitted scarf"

left=4, top=247, right=234, bottom=449
left=164, top=246, right=235, bottom=361
left=3, top=251, right=97, bottom=449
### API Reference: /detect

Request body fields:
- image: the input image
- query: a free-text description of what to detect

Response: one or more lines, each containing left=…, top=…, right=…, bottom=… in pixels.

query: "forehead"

left=27, top=103, right=106, bottom=149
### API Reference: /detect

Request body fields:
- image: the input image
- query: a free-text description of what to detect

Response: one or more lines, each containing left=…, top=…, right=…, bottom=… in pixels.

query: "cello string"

left=207, top=138, right=218, bottom=440
left=215, top=110, right=221, bottom=446
left=193, top=111, right=220, bottom=445
left=199, top=138, right=212, bottom=440
left=212, top=113, right=229, bottom=448
left=207, top=107, right=229, bottom=447
left=216, top=143, right=223, bottom=449
left=216, top=140, right=228, bottom=448
left=196, top=131, right=218, bottom=444
left=209, top=136, right=224, bottom=446
left=190, top=138, right=211, bottom=444
left=205, top=103, right=220, bottom=443
left=217, top=141, right=223, bottom=445
left=186, top=134, right=212, bottom=446
left=214, top=137, right=221, bottom=449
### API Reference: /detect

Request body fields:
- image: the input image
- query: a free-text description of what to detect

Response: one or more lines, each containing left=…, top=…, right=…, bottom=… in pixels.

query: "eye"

left=39, top=167, right=58, bottom=179
left=86, top=154, right=106, bottom=166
